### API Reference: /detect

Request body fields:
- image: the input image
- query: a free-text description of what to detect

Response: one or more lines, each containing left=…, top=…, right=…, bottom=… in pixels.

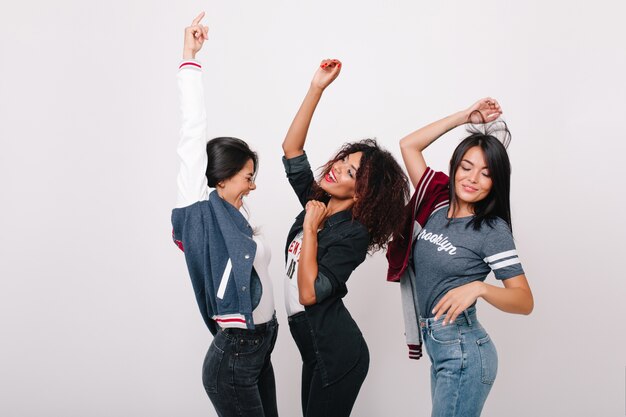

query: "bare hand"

left=311, top=59, right=342, bottom=91
left=183, top=12, right=209, bottom=59
left=432, top=281, right=485, bottom=325
left=303, top=200, right=328, bottom=232
left=465, top=97, right=502, bottom=124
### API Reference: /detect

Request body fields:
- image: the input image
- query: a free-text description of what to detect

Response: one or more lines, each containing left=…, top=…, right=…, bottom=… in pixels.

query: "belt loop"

left=463, top=310, right=472, bottom=326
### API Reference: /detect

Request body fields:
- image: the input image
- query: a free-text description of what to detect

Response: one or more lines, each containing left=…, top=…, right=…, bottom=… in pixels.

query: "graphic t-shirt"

left=413, top=206, right=524, bottom=318
left=284, top=231, right=305, bottom=316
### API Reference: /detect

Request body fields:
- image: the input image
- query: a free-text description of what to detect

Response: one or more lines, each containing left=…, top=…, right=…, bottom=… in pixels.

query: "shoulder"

left=347, top=219, right=369, bottom=238
left=484, top=216, right=512, bottom=235
left=341, top=219, right=370, bottom=251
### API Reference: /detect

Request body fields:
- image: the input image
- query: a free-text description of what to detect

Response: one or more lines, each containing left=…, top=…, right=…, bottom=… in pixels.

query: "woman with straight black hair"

left=171, top=13, right=278, bottom=417
left=387, top=98, right=534, bottom=417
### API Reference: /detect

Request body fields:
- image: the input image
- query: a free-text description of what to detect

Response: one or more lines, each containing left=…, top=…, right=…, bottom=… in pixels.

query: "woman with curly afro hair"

left=281, top=58, right=409, bottom=417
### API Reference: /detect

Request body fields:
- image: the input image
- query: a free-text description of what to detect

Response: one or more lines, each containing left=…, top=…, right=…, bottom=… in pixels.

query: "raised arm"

left=176, top=13, right=210, bottom=208
left=282, top=59, right=342, bottom=159
left=400, top=98, right=502, bottom=188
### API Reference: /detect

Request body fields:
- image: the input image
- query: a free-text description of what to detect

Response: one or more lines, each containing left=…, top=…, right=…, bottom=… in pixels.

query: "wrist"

left=303, top=227, right=318, bottom=235
left=451, top=110, right=469, bottom=127
left=183, top=48, right=196, bottom=60
left=476, top=281, right=488, bottom=298
left=308, top=84, right=325, bottom=96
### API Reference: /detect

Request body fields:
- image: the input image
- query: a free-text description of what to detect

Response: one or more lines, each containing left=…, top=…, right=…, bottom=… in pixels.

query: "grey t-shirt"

left=413, top=206, right=524, bottom=318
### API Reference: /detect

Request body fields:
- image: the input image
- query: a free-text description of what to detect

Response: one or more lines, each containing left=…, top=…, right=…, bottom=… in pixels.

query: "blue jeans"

left=420, top=307, right=497, bottom=417
left=202, top=317, right=279, bottom=417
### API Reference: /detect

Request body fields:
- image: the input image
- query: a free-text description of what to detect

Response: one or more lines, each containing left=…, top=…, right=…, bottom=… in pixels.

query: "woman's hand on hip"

left=183, top=12, right=209, bottom=59
left=432, top=281, right=486, bottom=325
left=310, top=59, right=342, bottom=91
left=303, top=200, right=328, bottom=232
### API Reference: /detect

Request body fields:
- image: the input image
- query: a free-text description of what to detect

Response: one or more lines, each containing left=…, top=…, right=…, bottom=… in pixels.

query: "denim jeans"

left=202, top=317, right=279, bottom=417
left=420, top=307, right=497, bottom=417
left=288, top=312, right=369, bottom=417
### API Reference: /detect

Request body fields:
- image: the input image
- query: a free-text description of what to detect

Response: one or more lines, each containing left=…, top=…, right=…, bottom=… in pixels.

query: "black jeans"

left=202, top=317, right=279, bottom=417
left=289, top=313, right=369, bottom=417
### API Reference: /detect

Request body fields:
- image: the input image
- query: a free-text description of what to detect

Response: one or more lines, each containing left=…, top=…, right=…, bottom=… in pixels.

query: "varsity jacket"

left=171, top=60, right=261, bottom=335
left=172, top=192, right=262, bottom=335
left=386, top=167, right=449, bottom=359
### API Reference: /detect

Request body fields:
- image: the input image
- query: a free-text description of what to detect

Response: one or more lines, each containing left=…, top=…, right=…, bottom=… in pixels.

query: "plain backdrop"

left=1, top=1, right=624, bottom=416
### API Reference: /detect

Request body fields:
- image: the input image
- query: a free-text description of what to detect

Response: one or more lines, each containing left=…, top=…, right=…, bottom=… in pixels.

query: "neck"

left=326, top=197, right=355, bottom=217
left=448, top=201, right=474, bottom=218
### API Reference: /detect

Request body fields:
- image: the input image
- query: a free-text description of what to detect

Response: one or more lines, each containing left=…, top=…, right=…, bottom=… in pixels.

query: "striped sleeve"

left=482, top=220, right=524, bottom=280
left=179, top=60, right=202, bottom=71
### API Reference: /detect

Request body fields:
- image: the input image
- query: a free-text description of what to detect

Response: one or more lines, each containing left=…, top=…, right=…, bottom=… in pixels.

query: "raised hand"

left=311, top=59, right=342, bottom=91
left=303, top=200, right=329, bottom=232
left=183, top=12, right=209, bottom=59
left=465, top=97, right=502, bottom=124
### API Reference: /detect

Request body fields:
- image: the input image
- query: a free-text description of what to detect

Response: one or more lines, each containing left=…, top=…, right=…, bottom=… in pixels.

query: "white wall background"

left=1, top=1, right=624, bottom=416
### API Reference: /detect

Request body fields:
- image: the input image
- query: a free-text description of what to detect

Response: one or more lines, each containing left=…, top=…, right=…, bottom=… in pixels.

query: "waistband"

left=419, top=306, right=477, bottom=330
left=221, top=314, right=277, bottom=335
left=287, top=311, right=307, bottom=323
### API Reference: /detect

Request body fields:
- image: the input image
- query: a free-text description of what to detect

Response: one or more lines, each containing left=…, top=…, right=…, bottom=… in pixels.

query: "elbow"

left=520, top=292, right=534, bottom=315
left=523, top=298, right=534, bottom=315
left=282, top=144, right=304, bottom=159
left=298, top=281, right=317, bottom=306
left=299, top=292, right=316, bottom=306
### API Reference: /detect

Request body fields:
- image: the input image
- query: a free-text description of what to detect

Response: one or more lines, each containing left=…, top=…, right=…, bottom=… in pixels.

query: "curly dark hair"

left=310, top=139, right=409, bottom=252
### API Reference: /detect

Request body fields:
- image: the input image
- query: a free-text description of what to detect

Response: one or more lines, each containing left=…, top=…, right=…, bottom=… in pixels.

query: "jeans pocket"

left=202, top=340, right=225, bottom=394
left=236, top=334, right=266, bottom=356
left=476, top=334, right=498, bottom=385
left=429, top=325, right=461, bottom=345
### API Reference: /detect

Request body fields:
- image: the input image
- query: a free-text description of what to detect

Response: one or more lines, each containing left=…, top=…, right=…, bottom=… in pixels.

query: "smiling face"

left=320, top=151, right=363, bottom=201
left=218, top=158, right=256, bottom=209
left=454, top=146, right=493, bottom=214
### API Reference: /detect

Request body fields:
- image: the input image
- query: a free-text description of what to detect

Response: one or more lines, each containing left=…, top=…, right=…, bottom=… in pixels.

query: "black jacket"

left=283, top=152, right=369, bottom=386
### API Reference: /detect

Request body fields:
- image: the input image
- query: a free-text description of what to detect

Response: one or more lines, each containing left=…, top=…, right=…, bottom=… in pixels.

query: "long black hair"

left=448, top=119, right=513, bottom=231
left=205, top=137, right=258, bottom=187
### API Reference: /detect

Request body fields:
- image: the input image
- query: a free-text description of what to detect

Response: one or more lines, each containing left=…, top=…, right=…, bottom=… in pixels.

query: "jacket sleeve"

left=282, top=152, right=315, bottom=208
left=176, top=60, right=209, bottom=209
left=314, top=225, right=369, bottom=303
left=386, top=167, right=449, bottom=282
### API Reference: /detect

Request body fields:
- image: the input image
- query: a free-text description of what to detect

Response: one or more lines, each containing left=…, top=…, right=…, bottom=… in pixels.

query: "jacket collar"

left=208, top=190, right=253, bottom=237
left=325, top=209, right=354, bottom=227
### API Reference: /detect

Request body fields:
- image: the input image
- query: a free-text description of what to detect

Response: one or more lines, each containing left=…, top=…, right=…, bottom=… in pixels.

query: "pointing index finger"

left=192, top=11, right=205, bottom=26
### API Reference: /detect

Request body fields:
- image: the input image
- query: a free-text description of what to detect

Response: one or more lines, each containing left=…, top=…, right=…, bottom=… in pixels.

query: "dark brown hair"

left=311, top=139, right=409, bottom=252
left=205, top=137, right=258, bottom=187
left=448, top=118, right=513, bottom=231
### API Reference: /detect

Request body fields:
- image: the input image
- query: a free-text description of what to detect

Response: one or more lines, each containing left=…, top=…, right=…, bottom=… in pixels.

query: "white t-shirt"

left=251, top=233, right=275, bottom=324
left=284, top=231, right=305, bottom=316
